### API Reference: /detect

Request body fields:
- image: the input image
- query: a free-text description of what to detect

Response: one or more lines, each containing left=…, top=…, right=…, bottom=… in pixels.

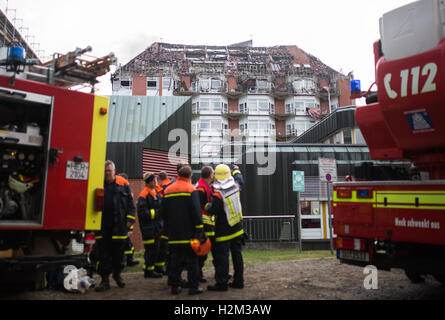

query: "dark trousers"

left=155, top=237, right=168, bottom=271
left=230, top=236, right=244, bottom=285
left=168, top=245, right=200, bottom=289
left=214, top=236, right=244, bottom=285
left=143, top=239, right=158, bottom=271
left=97, top=238, right=126, bottom=279
left=123, top=237, right=135, bottom=265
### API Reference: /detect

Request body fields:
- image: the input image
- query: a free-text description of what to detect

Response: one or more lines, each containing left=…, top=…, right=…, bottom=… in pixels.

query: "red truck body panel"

left=0, top=76, right=95, bottom=230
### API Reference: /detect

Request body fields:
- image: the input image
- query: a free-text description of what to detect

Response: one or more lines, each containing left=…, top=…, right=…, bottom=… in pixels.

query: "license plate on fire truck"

left=338, top=249, right=369, bottom=262
left=66, top=161, right=89, bottom=180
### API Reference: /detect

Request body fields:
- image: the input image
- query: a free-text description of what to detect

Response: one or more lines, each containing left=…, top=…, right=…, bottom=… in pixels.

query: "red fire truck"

left=333, top=0, right=445, bottom=284
left=0, top=46, right=113, bottom=288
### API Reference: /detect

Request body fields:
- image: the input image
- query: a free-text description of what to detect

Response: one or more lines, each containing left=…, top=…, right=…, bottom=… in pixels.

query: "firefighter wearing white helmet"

left=205, top=164, right=244, bottom=291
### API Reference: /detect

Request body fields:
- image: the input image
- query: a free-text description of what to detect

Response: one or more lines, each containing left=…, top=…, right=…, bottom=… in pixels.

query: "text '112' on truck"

left=0, top=44, right=115, bottom=288
left=333, top=0, right=445, bottom=285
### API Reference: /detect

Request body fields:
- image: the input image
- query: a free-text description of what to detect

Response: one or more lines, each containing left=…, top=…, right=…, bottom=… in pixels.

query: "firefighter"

left=231, top=164, right=244, bottom=191
left=117, top=173, right=139, bottom=268
left=205, top=164, right=244, bottom=291
left=137, top=172, right=163, bottom=278
left=160, top=165, right=205, bottom=295
left=153, top=171, right=170, bottom=275
left=195, top=166, right=215, bottom=283
left=95, top=160, right=136, bottom=292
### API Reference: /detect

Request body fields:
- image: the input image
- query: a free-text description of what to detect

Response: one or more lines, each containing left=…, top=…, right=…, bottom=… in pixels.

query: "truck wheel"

left=433, top=274, right=445, bottom=285
left=404, top=270, right=425, bottom=283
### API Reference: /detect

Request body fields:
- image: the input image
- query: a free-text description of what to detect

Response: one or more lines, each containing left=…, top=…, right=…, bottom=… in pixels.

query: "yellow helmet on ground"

left=214, top=164, right=231, bottom=181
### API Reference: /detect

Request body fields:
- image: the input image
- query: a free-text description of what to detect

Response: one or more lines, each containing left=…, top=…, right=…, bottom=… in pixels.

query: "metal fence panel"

left=243, top=216, right=296, bottom=242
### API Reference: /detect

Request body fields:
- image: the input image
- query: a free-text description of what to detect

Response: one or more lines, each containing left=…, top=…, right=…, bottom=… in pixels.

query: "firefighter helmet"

left=190, top=237, right=211, bottom=256
left=8, top=174, right=35, bottom=194
left=214, top=164, right=231, bottom=181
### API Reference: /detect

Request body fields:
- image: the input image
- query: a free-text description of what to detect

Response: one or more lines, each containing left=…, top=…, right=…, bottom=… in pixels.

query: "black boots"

left=95, top=278, right=110, bottom=292
left=113, top=274, right=126, bottom=288
left=207, top=283, right=228, bottom=291
left=229, top=281, right=244, bottom=289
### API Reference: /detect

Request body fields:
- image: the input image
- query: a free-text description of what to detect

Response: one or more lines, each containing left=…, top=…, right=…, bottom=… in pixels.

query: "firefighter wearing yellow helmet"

left=205, top=164, right=244, bottom=291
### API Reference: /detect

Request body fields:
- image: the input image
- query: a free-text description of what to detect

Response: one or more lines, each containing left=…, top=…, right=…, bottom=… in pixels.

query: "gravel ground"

left=1, top=257, right=444, bottom=300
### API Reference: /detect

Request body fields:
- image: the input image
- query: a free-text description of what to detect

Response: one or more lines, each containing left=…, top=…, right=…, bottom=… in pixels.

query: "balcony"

left=270, top=107, right=296, bottom=120
left=222, top=108, right=248, bottom=120
left=247, top=129, right=276, bottom=137
left=192, top=79, right=228, bottom=94
left=316, top=86, right=341, bottom=99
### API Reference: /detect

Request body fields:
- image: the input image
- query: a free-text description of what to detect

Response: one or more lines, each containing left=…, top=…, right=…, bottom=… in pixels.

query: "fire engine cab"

left=0, top=45, right=114, bottom=288
left=333, top=0, right=445, bottom=284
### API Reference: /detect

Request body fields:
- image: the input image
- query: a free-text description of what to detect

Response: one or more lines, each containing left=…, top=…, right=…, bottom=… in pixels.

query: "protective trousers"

left=214, top=236, right=243, bottom=285
left=230, top=236, right=244, bottom=286
left=96, top=237, right=126, bottom=279
left=143, top=239, right=158, bottom=272
left=155, top=237, right=168, bottom=273
left=168, top=245, right=200, bottom=289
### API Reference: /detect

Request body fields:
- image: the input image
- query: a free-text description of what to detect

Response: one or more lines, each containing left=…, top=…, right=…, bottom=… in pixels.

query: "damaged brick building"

left=111, top=41, right=354, bottom=163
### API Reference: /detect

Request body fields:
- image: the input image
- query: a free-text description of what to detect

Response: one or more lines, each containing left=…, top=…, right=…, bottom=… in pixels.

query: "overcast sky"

left=4, top=0, right=414, bottom=96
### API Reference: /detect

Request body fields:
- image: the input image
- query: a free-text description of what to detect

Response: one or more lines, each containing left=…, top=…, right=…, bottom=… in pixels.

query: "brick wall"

left=337, top=79, right=353, bottom=107
left=228, top=98, right=238, bottom=112
left=275, top=119, right=285, bottom=136
left=275, top=99, right=284, bottom=114
left=132, top=76, right=147, bottom=96
left=227, top=76, right=238, bottom=92
left=229, top=119, right=239, bottom=131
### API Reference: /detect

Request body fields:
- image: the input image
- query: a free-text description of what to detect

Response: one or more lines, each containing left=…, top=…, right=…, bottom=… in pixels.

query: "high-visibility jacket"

left=160, top=177, right=204, bottom=245
left=137, top=186, right=162, bottom=242
left=206, top=184, right=244, bottom=243
left=195, top=178, right=215, bottom=237
left=96, top=175, right=135, bottom=240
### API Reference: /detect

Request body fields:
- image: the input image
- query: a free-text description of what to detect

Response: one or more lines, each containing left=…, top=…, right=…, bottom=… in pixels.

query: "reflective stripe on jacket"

left=160, top=177, right=203, bottom=245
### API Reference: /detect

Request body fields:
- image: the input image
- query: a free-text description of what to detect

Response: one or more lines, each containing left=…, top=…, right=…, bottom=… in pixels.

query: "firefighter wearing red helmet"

left=205, top=164, right=245, bottom=291
left=160, top=165, right=206, bottom=295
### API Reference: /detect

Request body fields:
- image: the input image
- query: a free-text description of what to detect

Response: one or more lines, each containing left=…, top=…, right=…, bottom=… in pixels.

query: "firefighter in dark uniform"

left=153, top=171, right=171, bottom=275
left=195, top=166, right=215, bottom=283
left=205, top=164, right=244, bottom=291
left=137, top=172, right=163, bottom=278
left=160, top=165, right=205, bottom=295
left=117, top=173, right=139, bottom=268
left=231, top=164, right=244, bottom=191
left=95, top=160, right=136, bottom=292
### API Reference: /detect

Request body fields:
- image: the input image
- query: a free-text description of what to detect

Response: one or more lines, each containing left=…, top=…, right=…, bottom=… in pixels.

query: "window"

left=293, top=78, right=315, bottom=92
left=200, top=119, right=222, bottom=133
left=343, top=128, right=352, bottom=144
left=120, top=80, right=132, bottom=88
left=211, top=79, right=221, bottom=90
left=162, top=78, right=172, bottom=91
left=355, top=128, right=366, bottom=144
left=200, top=78, right=210, bottom=91
left=147, top=80, right=157, bottom=89
left=247, top=98, right=273, bottom=113
left=194, top=98, right=226, bottom=113
left=248, top=120, right=273, bottom=136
